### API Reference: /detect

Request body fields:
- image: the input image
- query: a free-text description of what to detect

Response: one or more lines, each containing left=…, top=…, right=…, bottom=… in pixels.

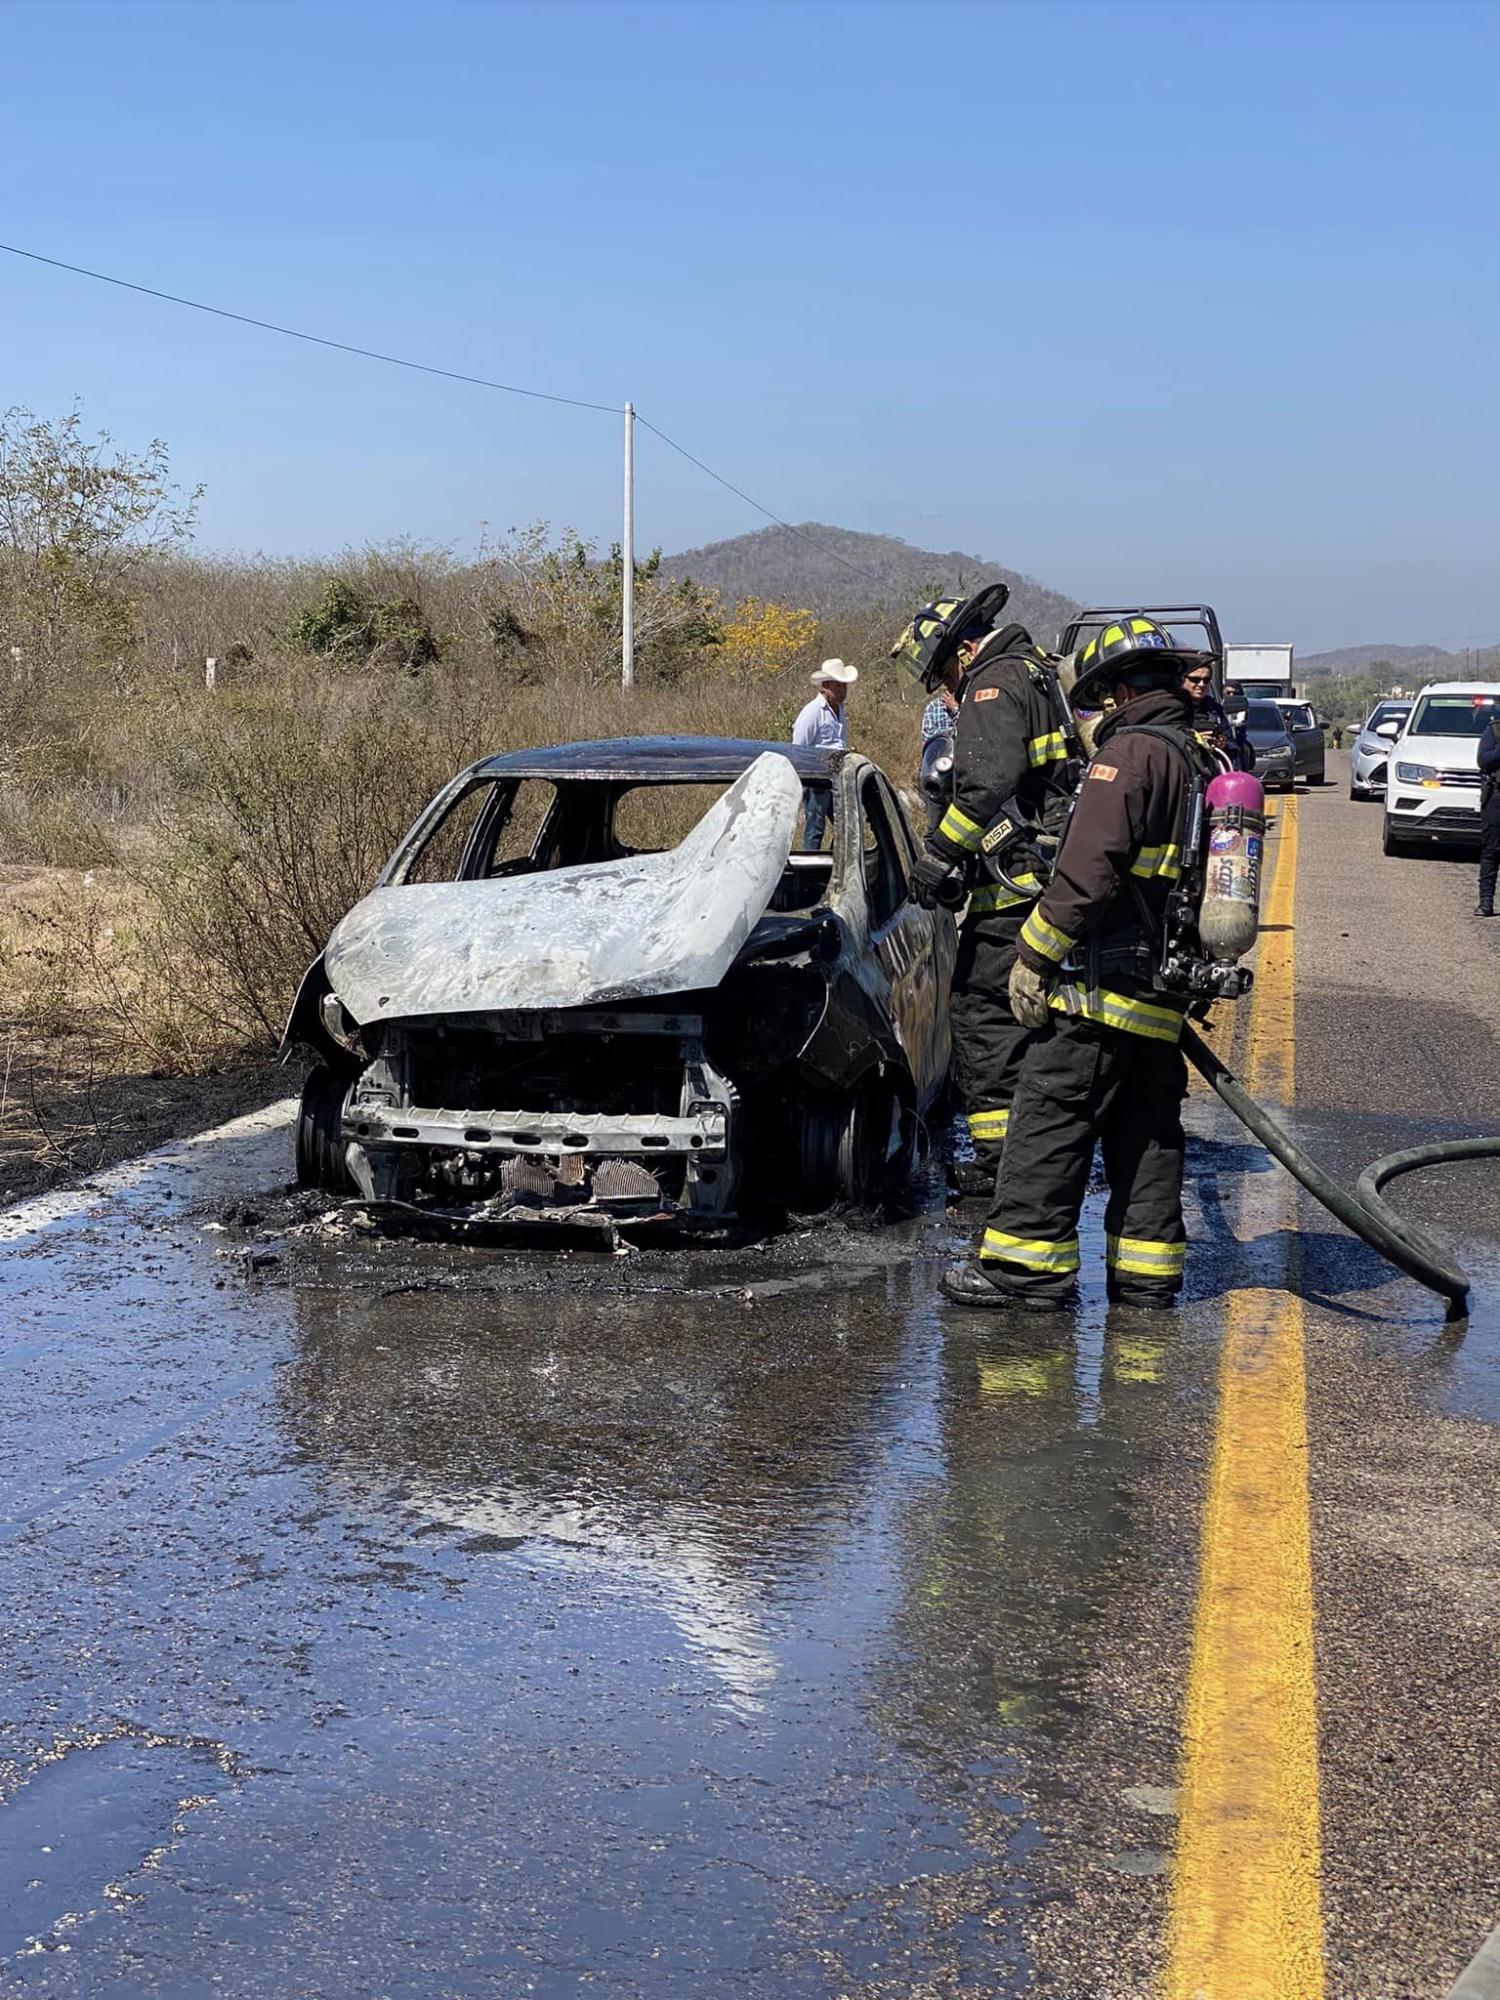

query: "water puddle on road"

left=0, top=1730, right=244, bottom=1965
left=0, top=1160, right=1225, bottom=1997
left=241, top=1195, right=1209, bottom=1996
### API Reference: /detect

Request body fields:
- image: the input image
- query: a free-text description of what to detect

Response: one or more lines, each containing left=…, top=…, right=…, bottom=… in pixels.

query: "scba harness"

left=1070, top=720, right=1256, bottom=1008
left=970, top=656, right=1085, bottom=900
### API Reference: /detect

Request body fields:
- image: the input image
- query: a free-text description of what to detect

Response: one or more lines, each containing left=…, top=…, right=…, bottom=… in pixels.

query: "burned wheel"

left=795, top=1081, right=914, bottom=1210
left=296, top=1063, right=355, bottom=1193
left=836, top=1090, right=886, bottom=1205
left=838, top=1084, right=915, bottom=1206
left=795, top=1096, right=842, bottom=1210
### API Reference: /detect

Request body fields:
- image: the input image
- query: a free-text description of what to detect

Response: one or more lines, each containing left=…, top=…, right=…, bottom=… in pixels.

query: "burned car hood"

left=325, top=752, right=806, bottom=1024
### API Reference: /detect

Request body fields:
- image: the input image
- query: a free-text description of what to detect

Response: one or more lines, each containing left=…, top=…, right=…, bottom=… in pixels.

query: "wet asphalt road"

left=1, top=752, right=1496, bottom=1999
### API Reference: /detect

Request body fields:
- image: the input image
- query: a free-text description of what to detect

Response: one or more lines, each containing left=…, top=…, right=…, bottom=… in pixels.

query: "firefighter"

left=894, top=586, right=1077, bottom=1195
left=940, top=616, right=1214, bottom=1311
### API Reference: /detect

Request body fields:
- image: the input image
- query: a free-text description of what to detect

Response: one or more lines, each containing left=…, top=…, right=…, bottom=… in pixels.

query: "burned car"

left=282, top=737, right=957, bottom=1231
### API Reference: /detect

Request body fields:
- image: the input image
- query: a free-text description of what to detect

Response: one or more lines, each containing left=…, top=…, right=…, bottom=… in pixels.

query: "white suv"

left=1382, top=681, right=1500, bottom=855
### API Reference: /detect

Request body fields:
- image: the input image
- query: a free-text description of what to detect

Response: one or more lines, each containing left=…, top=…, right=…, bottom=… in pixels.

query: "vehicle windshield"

left=1406, top=694, right=1500, bottom=738
left=396, top=768, right=835, bottom=885
left=1364, top=703, right=1410, bottom=733
left=1244, top=703, right=1288, bottom=733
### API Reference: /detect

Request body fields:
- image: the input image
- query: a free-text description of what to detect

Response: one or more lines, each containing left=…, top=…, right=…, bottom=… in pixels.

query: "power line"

left=0, top=241, right=619, bottom=413
left=634, top=414, right=881, bottom=581
left=0, top=239, right=886, bottom=582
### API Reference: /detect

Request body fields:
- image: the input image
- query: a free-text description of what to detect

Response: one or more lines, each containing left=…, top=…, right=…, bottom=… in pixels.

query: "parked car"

left=1382, top=683, right=1500, bottom=856
left=282, top=737, right=958, bottom=1232
left=1269, top=698, right=1327, bottom=784
left=1349, top=700, right=1413, bottom=800
left=1240, top=701, right=1298, bottom=791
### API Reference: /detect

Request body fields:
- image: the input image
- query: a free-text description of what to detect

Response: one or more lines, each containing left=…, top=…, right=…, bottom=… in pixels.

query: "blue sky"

left=4, top=0, right=1497, bottom=651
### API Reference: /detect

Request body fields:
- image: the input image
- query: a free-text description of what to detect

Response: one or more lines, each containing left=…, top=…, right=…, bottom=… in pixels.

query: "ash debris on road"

left=206, top=1169, right=963, bottom=1304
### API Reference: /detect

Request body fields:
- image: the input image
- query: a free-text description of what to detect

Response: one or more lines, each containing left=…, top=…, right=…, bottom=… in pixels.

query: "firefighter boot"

left=940, top=1260, right=1069, bottom=1312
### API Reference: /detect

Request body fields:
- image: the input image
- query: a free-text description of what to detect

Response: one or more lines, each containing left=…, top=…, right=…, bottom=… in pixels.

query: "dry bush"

left=0, top=529, right=934, bottom=1074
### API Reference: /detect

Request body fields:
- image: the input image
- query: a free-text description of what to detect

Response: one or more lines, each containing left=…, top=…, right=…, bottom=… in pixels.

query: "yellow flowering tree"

left=717, top=597, right=820, bottom=675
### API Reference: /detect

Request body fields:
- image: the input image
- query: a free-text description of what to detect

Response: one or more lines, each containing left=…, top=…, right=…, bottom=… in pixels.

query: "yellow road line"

left=1245, top=797, right=1297, bottom=1106
left=1166, top=793, right=1326, bottom=2000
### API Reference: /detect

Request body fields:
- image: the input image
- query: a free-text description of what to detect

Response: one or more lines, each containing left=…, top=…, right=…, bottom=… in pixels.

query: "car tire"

left=836, top=1088, right=884, bottom=1205
left=1381, top=818, right=1410, bottom=858
left=794, top=1094, right=841, bottom=1210
left=296, top=1063, right=355, bottom=1192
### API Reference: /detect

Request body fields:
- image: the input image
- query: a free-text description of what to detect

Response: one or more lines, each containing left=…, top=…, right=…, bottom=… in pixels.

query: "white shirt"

left=792, top=692, right=848, bottom=751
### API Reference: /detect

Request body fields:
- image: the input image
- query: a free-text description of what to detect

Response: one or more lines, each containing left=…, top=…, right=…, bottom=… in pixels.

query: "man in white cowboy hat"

left=791, top=658, right=858, bottom=848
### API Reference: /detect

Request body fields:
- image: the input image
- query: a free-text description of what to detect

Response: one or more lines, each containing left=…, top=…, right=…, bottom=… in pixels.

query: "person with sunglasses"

left=1180, top=660, right=1252, bottom=770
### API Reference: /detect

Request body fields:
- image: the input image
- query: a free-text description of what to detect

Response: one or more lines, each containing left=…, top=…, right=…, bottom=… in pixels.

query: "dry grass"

left=0, top=545, right=931, bottom=1093
left=0, top=864, right=286, bottom=1200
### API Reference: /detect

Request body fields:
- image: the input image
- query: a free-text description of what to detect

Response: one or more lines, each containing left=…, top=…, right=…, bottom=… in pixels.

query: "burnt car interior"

left=399, top=772, right=884, bottom=918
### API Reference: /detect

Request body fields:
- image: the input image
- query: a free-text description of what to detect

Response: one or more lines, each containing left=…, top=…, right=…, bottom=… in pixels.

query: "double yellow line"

left=1166, top=797, right=1327, bottom=2000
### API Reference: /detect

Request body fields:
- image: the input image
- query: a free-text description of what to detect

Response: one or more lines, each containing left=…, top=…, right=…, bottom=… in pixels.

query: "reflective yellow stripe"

left=1019, top=908, right=1075, bottom=963
left=1113, top=1337, right=1165, bottom=1384
left=980, top=1228, right=1081, bottom=1273
left=978, top=1354, right=1071, bottom=1399
left=967, top=1108, right=1010, bottom=1139
left=1106, top=1232, right=1187, bottom=1276
left=1026, top=729, right=1067, bottom=767
left=937, top=803, right=984, bottom=853
left=1130, top=840, right=1183, bottom=880
left=1049, top=982, right=1184, bottom=1043
left=967, top=872, right=1040, bottom=913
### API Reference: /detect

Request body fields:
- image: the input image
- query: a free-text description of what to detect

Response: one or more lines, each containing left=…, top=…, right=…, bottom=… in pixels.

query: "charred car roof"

left=472, top=736, right=843, bottom=784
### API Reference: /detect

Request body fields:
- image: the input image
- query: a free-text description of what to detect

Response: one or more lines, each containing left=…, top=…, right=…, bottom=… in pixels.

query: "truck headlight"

left=1394, top=762, right=1439, bottom=786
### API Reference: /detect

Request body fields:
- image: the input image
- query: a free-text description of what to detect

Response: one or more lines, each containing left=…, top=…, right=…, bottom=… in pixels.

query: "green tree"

left=289, top=575, right=441, bottom=669
left=0, top=404, right=201, bottom=674
left=475, top=525, right=723, bottom=686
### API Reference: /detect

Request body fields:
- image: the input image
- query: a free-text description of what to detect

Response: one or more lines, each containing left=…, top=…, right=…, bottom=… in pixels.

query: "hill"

left=660, top=524, right=1081, bottom=639
left=658, top=526, right=1496, bottom=669
left=1300, top=641, right=1499, bottom=679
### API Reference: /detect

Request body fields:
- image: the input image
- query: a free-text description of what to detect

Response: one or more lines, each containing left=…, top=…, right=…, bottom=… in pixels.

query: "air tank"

left=1199, top=769, right=1265, bottom=962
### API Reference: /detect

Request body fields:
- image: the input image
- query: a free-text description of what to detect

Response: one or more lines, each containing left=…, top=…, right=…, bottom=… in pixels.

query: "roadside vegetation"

left=0, top=405, right=932, bottom=1190
left=1302, top=667, right=1469, bottom=731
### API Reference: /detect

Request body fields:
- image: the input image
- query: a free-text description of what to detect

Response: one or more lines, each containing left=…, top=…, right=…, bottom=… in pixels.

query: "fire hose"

left=1181, top=1023, right=1497, bottom=1316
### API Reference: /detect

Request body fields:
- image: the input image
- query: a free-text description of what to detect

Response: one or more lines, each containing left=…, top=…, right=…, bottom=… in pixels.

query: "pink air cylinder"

left=1205, top=769, right=1265, bottom=813
left=1199, top=770, right=1266, bottom=961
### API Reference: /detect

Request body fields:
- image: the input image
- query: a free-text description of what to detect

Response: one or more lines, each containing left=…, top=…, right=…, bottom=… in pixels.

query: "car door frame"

left=853, top=766, right=953, bottom=1108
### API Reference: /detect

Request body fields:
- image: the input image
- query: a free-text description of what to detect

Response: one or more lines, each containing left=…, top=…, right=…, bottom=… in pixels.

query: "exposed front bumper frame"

left=345, top=1102, right=727, bottom=1157
left=339, top=1023, right=741, bottom=1218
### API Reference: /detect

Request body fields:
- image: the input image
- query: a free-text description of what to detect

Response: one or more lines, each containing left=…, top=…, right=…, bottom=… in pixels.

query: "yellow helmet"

left=1071, top=615, right=1179, bottom=708
left=889, top=583, right=1010, bottom=690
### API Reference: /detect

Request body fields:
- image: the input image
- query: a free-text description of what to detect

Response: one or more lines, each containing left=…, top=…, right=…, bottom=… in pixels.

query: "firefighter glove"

left=1008, top=957, right=1054, bottom=1030
left=911, top=851, right=968, bottom=911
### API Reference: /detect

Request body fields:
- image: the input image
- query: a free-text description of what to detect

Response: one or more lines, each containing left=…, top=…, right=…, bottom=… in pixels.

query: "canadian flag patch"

left=1088, top=764, right=1119, bottom=781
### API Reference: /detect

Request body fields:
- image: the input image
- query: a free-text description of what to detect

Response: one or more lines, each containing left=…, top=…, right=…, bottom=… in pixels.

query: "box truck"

left=1226, top=643, right=1295, bottom=699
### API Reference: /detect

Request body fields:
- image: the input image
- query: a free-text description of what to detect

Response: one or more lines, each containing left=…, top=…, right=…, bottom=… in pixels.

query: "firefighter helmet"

left=889, top=582, right=1010, bottom=691
left=1069, top=615, right=1183, bottom=709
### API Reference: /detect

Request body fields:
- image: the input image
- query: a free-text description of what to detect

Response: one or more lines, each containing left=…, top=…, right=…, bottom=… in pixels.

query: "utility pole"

left=621, top=400, right=635, bottom=689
